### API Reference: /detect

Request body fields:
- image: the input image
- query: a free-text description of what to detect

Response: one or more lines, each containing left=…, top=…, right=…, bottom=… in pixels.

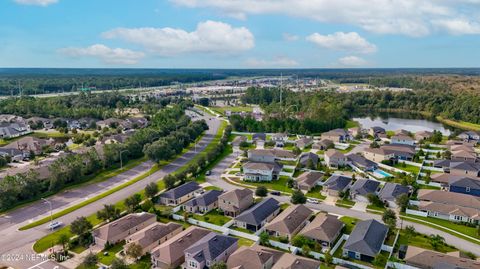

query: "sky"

left=1, top=0, right=480, bottom=68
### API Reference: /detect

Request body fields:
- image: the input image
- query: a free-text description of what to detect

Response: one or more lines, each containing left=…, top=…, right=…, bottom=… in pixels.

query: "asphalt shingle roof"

left=344, top=219, right=388, bottom=257
left=184, top=190, right=223, bottom=207
left=159, top=181, right=200, bottom=200
left=235, top=198, right=279, bottom=226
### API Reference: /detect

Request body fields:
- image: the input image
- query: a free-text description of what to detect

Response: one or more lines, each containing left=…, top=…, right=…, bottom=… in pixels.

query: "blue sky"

left=1, top=0, right=480, bottom=68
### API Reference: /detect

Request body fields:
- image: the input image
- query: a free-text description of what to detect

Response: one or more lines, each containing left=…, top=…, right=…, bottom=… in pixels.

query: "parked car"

left=307, top=198, right=319, bottom=204
left=46, top=221, right=63, bottom=230
left=270, top=191, right=281, bottom=196
left=205, top=170, right=212, bottom=176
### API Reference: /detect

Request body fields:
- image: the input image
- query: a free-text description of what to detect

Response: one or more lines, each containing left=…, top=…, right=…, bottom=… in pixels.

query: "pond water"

left=352, top=112, right=454, bottom=135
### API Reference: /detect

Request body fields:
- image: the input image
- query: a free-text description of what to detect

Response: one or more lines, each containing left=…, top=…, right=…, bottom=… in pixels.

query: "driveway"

left=351, top=201, right=368, bottom=212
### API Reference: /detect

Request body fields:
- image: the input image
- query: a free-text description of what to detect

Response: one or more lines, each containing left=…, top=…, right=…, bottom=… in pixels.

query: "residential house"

left=343, top=219, right=389, bottom=262
left=93, top=212, right=157, bottom=248
left=323, top=175, right=352, bottom=197
left=350, top=179, right=380, bottom=202
left=4, top=136, right=52, bottom=155
left=124, top=117, right=148, bottom=129
left=364, top=144, right=415, bottom=163
left=451, top=148, right=477, bottom=163
left=404, top=246, right=480, bottom=269
left=296, top=137, right=313, bottom=149
left=271, top=252, right=320, bottom=269
left=298, top=152, right=319, bottom=168
left=227, top=245, right=284, bottom=269
left=369, top=126, right=386, bottom=137
left=395, top=129, right=410, bottom=136
left=313, top=139, right=334, bottom=151
left=450, top=162, right=480, bottom=177
left=324, top=149, right=347, bottom=168
left=264, top=204, right=313, bottom=239
left=0, top=148, right=24, bottom=162
left=348, top=127, right=361, bottom=138
left=252, top=133, right=267, bottom=142
left=151, top=226, right=211, bottom=269
left=97, top=118, right=125, bottom=129
left=231, top=136, right=247, bottom=147
left=414, top=130, right=433, bottom=141
left=417, top=189, right=480, bottom=224
left=458, top=131, right=480, bottom=143
left=0, top=122, right=32, bottom=139
left=321, top=128, right=350, bottom=143
left=125, top=222, right=183, bottom=256
left=295, top=171, right=323, bottom=192
left=248, top=149, right=297, bottom=163
left=184, top=232, right=238, bottom=269
left=391, top=134, right=415, bottom=146
left=378, top=183, right=409, bottom=208
left=158, top=181, right=202, bottom=206
left=243, top=162, right=282, bottom=182
left=100, top=134, right=130, bottom=145
left=234, top=198, right=280, bottom=232
left=347, top=153, right=378, bottom=172
left=449, top=176, right=480, bottom=197
left=299, top=213, right=344, bottom=247
left=218, top=188, right=253, bottom=217
left=271, top=133, right=288, bottom=147
left=26, top=117, right=52, bottom=130
left=184, top=190, right=223, bottom=214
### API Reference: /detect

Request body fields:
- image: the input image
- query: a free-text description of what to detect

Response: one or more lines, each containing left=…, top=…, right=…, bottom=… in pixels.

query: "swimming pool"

left=373, top=169, right=393, bottom=178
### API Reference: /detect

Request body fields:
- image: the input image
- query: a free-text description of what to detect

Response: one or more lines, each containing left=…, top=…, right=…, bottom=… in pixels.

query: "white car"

left=46, top=221, right=63, bottom=230
left=307, top=198, right=319, bottom=204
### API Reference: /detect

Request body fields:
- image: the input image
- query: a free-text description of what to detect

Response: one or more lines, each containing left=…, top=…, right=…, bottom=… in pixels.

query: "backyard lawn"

left=97, top=242, right=124, bottom=265
left=340, top=216, right=358, bottom=234
left=190, top=209, right=231, bottom=226
left=396, top=230, right=457, bottom=253
left=306, top=186, right=326, bottom=200
left=393, top=163, right=420, bottom=174
left=236, top=176, right=292, bottom=193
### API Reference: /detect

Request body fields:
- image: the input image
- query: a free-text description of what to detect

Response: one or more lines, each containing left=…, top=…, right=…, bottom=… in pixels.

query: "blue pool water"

left=374, top=169, right=393, bottom=178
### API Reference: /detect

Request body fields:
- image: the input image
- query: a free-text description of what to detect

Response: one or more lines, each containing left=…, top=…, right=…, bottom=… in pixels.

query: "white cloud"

left=170, top=0, right=480, bottom=36
left=245, top=56, right=299, bottom=68
left=102, top=20, right=254, bottom=56
left=282, top=33, right=299, bottom=41
left=306, top=32, right=377, bottom=54
left=337, top=56, right=368, bottom=67
left=14, top=0, right=58, bottom=6
left=59, top=44, right=145, bottom=65
left=432, top=19, right=480, bottom=35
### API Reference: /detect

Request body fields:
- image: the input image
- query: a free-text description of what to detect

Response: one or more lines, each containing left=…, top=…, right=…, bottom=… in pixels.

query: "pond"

left=351, top=112, right=454, bottom=135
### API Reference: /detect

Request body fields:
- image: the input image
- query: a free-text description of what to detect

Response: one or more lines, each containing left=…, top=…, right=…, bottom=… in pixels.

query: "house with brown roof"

left=151, top=226, right=211, bottom=269
left=415, top=130, right=433, bottom=141
left=312, top=139, right=334, bottom=151
left=227, top=245, right=284, bottom=269
left=264, top=204, right=313, bottom=239
left=93, top=212, right=157, bottom=248
left=4, top=136, right=52, bottom=155
left=417, top=189, right=480, bottom=224
left=324, top=149, right=347, bottom=168
left=295, top=171, right=323, bottom=192
left=183, top=232, right=238, bottom=269
left=321, top=129, right=350, bottom=143
left=391, top=134, right=415, bottom=146
left=184, top=189, right=223, bottom=214
left=272, top=252, right=320, bottom=269
left=218, top=188, right=253, bottom=217
left=299, top=213, right=344, bottom=247
left=125, top=222, right=183, bottom=256
left=296, top=137, right=314, bottom=149
left=404, top=246, right=480, bottom=269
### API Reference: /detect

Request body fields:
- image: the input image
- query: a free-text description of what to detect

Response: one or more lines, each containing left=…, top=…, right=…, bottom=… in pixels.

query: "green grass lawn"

left=335, top=199, right=355, bottom=208
left=97, top=242, right=124, bottom=265
left=338, top=145, right=354, bottom=153
left=189, top=209, right=231, bottom=226
left=278, top=160, right=297, bottom=166
left=340, top=216, right=358, bottom=234
left=232, top=226, right=254, bottom=234
left=293, top=170, right=305, bottom=177
left=212, top=106, right=253, bottom=116
left=396, top=230, right=457, bottom=253
left=234, top=237, right=255, bottom=247
left=306, top=186, right=326, bottom=200
left=70, top=244, right=87, bottom=254
left=393, top=163, right=420, bottom=174
left=282, top=168, right=294, bottom=173
left=128, top=254, right=151, bottom=269
left=204, top=186, right=223, bottom=191
left=345, top=120, right=359, bottom=129
left=366, top=204, right=386, bottom=212
left=238, top=176, right=292, bottom=193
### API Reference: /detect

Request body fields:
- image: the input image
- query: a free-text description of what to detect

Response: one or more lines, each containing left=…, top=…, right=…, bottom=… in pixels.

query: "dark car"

left=270, top=191, right=281, bottom=196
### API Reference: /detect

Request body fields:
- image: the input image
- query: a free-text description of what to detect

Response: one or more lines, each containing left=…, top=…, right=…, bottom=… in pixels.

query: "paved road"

left=207, top=151, right=480, bottom=257
left=0, top=109, right=222, bottom=269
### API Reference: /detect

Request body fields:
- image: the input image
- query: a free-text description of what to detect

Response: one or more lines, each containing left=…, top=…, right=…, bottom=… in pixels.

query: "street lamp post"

left=120, top=150, right=129, bottom=169
left=42, top=198, right=53, bottom=230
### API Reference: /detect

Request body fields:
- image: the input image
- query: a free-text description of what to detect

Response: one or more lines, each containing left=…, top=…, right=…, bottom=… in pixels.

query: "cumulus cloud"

left=102, top=20, right=254, bottom=56
left=170, top=0, right=480, bottom=36
left=59, top=44, right=145, bottom=65
left=245, top=56, right=299, bottom=68
left=432, top=19, right=480, bottom=35
left=283, top=33, right=299, bottom=41
left=306, top=32, right=377, bottom=54
left=14, top=0, right=58, bottom=6
left=337, top=56, right=368, bottom=67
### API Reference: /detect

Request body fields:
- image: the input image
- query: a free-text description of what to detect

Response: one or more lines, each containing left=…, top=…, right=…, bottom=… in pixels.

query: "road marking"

left=27, top=259, right=49, bottom=269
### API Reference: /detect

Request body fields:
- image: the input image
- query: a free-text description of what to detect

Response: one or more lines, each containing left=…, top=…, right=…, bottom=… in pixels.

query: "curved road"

left=0, top=109, right=221, bottom=269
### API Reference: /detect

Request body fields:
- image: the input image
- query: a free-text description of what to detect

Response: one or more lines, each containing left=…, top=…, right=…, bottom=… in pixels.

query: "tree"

left=396, top=193, right=410, bottom=212
left=70, top=216, right=93, bottom=237
left=210, top=261, right=227, bottom=269
left=259, top=232, right=270, bottom=246
left=255, top=186, right=268, bottom=197
left=292, top=147, right=302, bottom=155
left=141, top=199, right=154, bottom=212
left=429, top=234, right=445, bottom=250
left=373, top=253, right=387, bottom=266
left=57, top=233, right=70, bottom=253
left=287, top=178, right=295, bottom=188
left=145, top=182, right=159, bottom=199
left=164, top=174, right=177, bottom=190
left=292, top=235, right=310, bottom=247
left=110, top=258, right=128, bottom=269
left=405, top=225, right=416, bottom=240
left=97, top=204, right=121, bottom=222
left=125, top=243, right=143, bottom=260
left=124, top=193, right=142, bottom=212
left=382, top=209, right=397, bottom=230
left=301, top=244, right=311, bottom=257
left=291, top=190, right=306, bottom=204
left=82, top=252, right=98, bottom=268
left=324, top=252, right=333, bottom=265
left=367, top=193, right=384, bottom=208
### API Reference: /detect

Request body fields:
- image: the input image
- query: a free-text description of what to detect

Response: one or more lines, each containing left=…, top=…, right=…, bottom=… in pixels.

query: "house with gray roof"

left=0, top=122, right=32, bottom=139
left=347, top=153, right=378, bottom=172
left=218, top=188, right=253, bottom=217
left=264, top=204, right=313, bottom=239
left=234, top=198, right=280, bottom=232
left=321, top=128, right=350, bottom=143
left=313, top=139, right=334, bottom=151
left=243, top=161, right=282, bottom=182
left=350, top=179, right=381, bottom=202
left=159, top=181, right=202, bottom=206
left=125, top=222, right=183, bottom=256
left=184, top=232, right=238, bottom=269
left=323, top=175, right=352, bottom=197
left=378, top=183, right=409, bottom=208
left=450, top=162, right=480, bottom=177
left=0, top=148, right=24, bottom=162
left=184, top=190, right=223, bottom=214
left=93, top=212, right=157, bottom=248
left=295, top=171, right=323, bottom=192
left=324, top=149, right=347, bottom=168
left=252, top=133, right=266, bottom=142
left=296, top=137, right=314, bottom=149
left=343, top=219, right=389, bottom=262
left=449, top=177, right=480, bottom=197
left=298, top=152, right=319, bottom=168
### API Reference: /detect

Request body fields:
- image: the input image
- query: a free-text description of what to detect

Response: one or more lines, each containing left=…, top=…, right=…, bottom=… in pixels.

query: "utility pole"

left=119, top=150, right=129, bottom=169
left=41, top=198, right=53, bottom=230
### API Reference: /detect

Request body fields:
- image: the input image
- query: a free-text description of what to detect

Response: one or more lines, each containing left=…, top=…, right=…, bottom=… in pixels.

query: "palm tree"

left=429, top=234, right=445, bottom=250
left=57, top=233, right=70, bottom=253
